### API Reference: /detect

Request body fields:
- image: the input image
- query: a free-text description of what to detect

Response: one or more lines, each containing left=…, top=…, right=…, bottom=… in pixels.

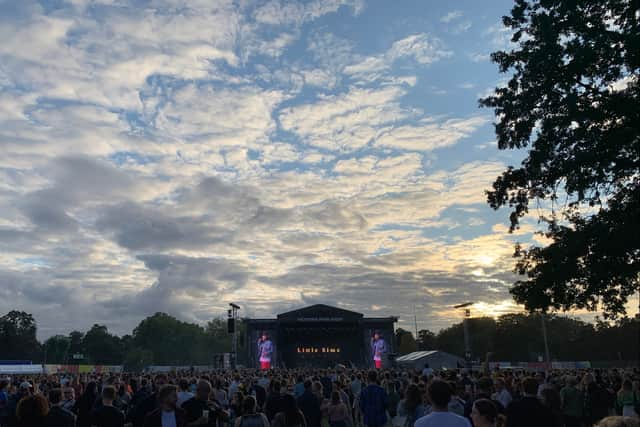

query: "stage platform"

left=245, top=304, right=397, bottom=368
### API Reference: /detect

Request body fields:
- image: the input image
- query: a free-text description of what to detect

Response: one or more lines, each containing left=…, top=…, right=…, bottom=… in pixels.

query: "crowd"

left=0, top=365, right=638, bottom=427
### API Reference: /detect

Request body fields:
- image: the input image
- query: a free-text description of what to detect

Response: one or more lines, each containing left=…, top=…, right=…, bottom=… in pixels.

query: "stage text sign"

left=296, top=346, right=341, bottom=354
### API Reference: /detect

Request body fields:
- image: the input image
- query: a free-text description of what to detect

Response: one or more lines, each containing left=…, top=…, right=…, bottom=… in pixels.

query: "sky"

left=2, top=0, right=629, bottom=340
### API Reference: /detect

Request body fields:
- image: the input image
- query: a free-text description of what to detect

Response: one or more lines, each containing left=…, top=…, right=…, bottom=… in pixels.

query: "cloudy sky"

left=1, top=0, right=612, bottom=339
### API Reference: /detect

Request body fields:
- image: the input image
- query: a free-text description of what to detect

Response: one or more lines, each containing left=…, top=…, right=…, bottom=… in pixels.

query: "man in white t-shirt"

left=415, top=380, right=471, bottom=427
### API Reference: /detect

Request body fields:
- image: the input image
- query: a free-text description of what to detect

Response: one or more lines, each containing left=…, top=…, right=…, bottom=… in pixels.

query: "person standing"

left=0, top=380, right=10, bottom=427
left=176, top=379, right=194, bottom=409
left=15, top=394, right=48, bottom=427
left=297, top=381, right=321, bottom=427
left=234, top=396, right=269, bottom=427
left=257, top=333, right=274, bottom=370
left=130, top=374, right=167, bottom=427
left=182, top=380, right=229, bottom=426
left=616, top=380, right=639, bottom=419
left=359, top=370, right=388, bottom=427
left=414, top=380, right=471, bottom=427
left=62, top=388, right=76, bottom=413
left=397, top=384, right=429, bottom=426
left=470, top=399, right=504, bottom=427
left=265, top=380, right=285, bottom=422
left=561, top=376, right=583, bottom=427
left=272, top=394, right=306, bottom=427
left=90, top=386, right=125, bottom=427
left=74, top=381, right=98, bottom=427
left=492, top=379, right=512, bottom=410
left=370, top=332, right=387, bottom=369
left=143, top=385, right=188, bottom=427
left=327, top=391, right=350, bottom=427
left=45, top=388, right=76, bottom=427
left=505, top=377, right=554, bottom=427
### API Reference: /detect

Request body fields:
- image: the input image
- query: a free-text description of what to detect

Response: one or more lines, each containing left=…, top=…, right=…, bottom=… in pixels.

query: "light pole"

left=413, top=305, right=419, bottom=344
left=229, top=303, right=240, bottom=369
left=540, top=311, right=551, bottom=370
left=454, top=302, right=474, bottom=372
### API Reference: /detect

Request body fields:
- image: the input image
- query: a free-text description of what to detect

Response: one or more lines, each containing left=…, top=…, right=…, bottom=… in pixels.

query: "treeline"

left=2, top=310, right=638, bottom=367
left=395, top=313, right=639, bottom=362
left=0, top=311, right=235, bottom=370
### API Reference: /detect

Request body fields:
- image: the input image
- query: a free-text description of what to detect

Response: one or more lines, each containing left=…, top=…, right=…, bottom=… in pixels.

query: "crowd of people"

left=0, top=365, right=638, bottom=427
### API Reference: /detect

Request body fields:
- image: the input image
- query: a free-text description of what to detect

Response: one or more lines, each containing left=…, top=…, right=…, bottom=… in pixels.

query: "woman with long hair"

left=397, top=384, right=428, bottom=425
left=16, top=394, right=49, bottom=427
left=272, top=394, right=306, bottom=427
left=74, top=380, right=98, bottom=427
left=235, top=395, right=269, bottom=427
left=327, top=391, right=350, bottom=427
left=230, top=391, right=245, bottom=423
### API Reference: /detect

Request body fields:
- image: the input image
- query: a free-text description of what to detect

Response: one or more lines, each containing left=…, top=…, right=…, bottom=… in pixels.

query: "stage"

left=245, top=304, right=397, bottom=368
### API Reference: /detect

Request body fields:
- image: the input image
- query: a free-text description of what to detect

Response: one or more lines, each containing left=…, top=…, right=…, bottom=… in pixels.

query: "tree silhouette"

left=481, top=0, right=640, bottom=317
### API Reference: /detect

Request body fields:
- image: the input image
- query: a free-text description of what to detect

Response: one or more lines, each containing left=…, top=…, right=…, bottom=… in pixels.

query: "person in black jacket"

left=464, top=376, right=504, bottom=425
left=143, top=385, right=188, bottom=427
left=506, top=377, right=554, bottom=427
left=74, top=381, right=98, bottom=427
left=296, top=381, right=321, bottom=427
left=91, top=386, right=125, bottom=427
left=182, top=380, right=229, bottom=426
left=265, top=380, right=286, bottom=422
left=46, top=388, right=76, bottom=427
left=130, top=375, right=167, bottom=427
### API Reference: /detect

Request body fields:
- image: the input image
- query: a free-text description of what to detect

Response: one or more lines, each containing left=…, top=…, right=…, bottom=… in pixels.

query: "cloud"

left=440, top=11, right=463, bottom=23
left=102, top=254, right=250, bottom=321
left=147, top=83, right=285, bottom=149
left=485, top=22, right=515, bottom=49
left=344, top=33, right=452, bottom=82
left=375, top=116, right=488, bottom=151
left=0, top=1, right=240, bottom=110
left=279, top=85, right=410, bottom=151
left=253, top=0, right=364, bottom=26
left=2, top=0, right=608, bottom=339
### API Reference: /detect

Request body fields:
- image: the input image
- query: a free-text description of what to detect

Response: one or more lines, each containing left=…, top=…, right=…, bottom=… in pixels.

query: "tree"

left=123, top=347, right=154, bottom=372
left=436, top=317, right=497, bottom=360
left=481, top=0, right=640, bottom=318
left=395, top=328, right=417, bottom=355
left=82, top=324, right=122, bottom=364
left=416, top=329, right=437, bottom=350
left=132, top=312, right=212, bottom=365
left=0, top=311, right=41, bottom=361
left=43, top=335, right=70, bottom=364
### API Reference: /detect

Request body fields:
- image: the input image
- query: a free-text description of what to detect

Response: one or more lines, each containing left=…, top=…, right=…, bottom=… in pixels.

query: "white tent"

left=395, top=350, right=464, bottom=370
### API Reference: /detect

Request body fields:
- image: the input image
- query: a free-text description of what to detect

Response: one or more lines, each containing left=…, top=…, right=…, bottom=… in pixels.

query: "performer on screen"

left=371, top=330, right=387, bottom=369
left=257, top=332, right=273, bottom=370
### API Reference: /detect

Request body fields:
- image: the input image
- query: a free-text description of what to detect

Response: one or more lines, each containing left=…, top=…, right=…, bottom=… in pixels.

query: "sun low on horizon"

left=1, top=0, right=636, bottom=339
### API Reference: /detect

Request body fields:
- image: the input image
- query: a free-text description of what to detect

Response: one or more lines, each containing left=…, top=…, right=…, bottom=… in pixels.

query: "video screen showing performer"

left=371, top=330, right=387, bottom=369
left=257, top=332, right=274, bottom=370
